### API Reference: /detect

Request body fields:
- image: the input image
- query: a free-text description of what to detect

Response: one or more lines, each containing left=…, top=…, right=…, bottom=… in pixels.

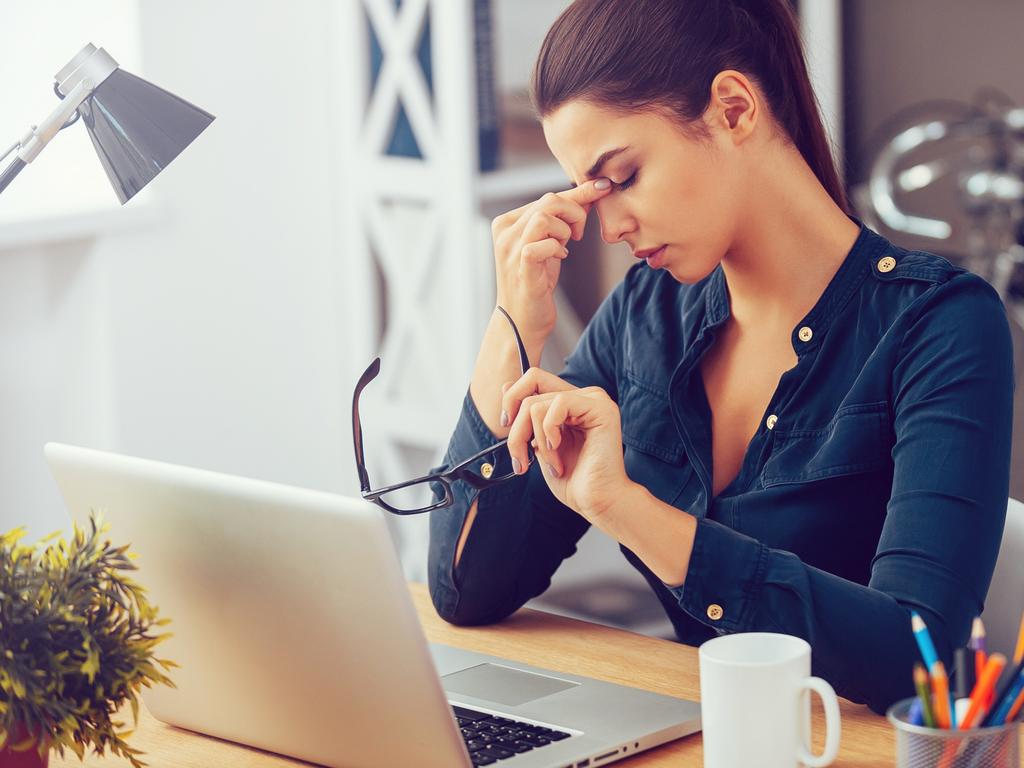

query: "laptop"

left=44, top=442, right=701, bottom=768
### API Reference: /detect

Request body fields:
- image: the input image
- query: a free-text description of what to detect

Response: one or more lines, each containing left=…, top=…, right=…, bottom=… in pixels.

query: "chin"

left=665, top=258, right=719, bottom=285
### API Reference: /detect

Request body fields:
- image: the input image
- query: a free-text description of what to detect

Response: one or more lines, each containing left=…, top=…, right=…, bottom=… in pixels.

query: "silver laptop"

left=44, top=442, right=700, bottom=768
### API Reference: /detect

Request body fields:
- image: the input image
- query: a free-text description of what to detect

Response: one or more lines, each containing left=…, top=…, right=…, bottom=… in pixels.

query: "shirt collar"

left=698, top=216, right=889, bottom=355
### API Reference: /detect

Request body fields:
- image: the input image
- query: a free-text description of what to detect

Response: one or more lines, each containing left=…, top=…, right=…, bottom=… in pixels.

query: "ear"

left=705, top=70, right=759, bottom=144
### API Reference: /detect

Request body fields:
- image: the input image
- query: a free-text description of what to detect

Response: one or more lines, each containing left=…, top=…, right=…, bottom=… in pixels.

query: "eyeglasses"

left=352, top=306, right=536, bottom=515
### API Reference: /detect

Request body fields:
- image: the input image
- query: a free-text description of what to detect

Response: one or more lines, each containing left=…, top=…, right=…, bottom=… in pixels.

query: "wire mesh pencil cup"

left=887, top=697, right=1020, bottom=768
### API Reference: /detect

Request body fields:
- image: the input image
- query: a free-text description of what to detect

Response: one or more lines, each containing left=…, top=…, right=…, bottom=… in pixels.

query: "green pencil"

left=914, top=662, right=937, bottom=728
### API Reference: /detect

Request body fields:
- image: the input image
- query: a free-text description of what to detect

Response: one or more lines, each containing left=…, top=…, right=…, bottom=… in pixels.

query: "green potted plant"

left=0, top=514, right=176, bottom=767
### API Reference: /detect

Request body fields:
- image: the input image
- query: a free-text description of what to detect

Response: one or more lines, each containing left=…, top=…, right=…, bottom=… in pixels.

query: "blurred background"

left=1, top=0, right=1021, bottom=641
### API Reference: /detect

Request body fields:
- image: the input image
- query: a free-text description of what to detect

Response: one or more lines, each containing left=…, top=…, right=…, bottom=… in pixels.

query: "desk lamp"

left=0, top=43, right=214, bottom=202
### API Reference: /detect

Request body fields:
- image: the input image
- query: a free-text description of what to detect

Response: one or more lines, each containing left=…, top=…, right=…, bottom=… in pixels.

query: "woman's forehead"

left=543, top=102, right=673, bottom=183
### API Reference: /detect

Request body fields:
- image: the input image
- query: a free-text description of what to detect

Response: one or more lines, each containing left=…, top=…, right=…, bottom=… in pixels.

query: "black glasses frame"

left=352, top=306, right=535, bottom=515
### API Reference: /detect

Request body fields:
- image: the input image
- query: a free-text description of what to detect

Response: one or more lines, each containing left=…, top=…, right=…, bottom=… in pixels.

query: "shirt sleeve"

left=428, top=265, right=640, bottom=625
left=668, top=272, right=1015, bottom=713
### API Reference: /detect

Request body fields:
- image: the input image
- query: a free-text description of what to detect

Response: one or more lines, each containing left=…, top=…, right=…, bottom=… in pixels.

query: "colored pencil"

left=1008, top=608, right=1024, bottom=723
left=912, top=612, right=940, bottom=670
left=931, top=660, right=952, bottom=729
left=1014, top=610, right=1024, bottom=665
left=970, top=617, right=989, bottom=709
left=970, top=616, right=987, bottom=653
left=909, top=697, right=924, bottom=726
left=983, top=661, right=1024, bottom=726
left=1006, top=686, right=1024, bottom=722
left=970, top=617, right=987, bottom=683
left=959, top=652, right=1006, bottom=729
left=914, top=662, right=937, bottom=728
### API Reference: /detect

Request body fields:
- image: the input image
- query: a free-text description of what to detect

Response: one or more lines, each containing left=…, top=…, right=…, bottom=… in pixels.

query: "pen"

left=953, top=647, right=976, bottom=700
left=911, top=612, right=940, bottom=670
left=914, top=662, right=937, bottom=728
left=959, top=652, right=1006, bottom=729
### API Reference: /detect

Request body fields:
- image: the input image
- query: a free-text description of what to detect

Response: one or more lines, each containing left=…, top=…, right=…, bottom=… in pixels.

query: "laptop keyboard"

left=452, top=704, right=572, bottom=765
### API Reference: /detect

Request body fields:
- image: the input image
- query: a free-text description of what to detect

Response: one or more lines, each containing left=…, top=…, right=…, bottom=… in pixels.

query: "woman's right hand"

left=491, top=177, right=613, bottom=341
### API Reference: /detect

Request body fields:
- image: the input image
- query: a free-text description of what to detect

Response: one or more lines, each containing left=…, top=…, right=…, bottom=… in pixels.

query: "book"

left=368, top=0, right=501, bottom=171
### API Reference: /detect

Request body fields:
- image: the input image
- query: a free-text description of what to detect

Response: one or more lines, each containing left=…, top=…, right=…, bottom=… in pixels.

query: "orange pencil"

left=931, top=660, right=952, bottom=729
left=959, top=652, right=1007, bottom=729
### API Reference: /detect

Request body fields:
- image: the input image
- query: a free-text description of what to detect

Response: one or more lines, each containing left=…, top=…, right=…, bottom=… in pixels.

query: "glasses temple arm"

left=495, top=305, right=531, bottom=376
left=352, top=358, right=381, bottom=492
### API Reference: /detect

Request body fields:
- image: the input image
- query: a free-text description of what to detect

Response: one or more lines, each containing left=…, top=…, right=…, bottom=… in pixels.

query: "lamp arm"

left=0, top=79, right=95, bottom=197
left=0, top=156, right=27, bottom=195
left=16, top=79, right=95, bottom=164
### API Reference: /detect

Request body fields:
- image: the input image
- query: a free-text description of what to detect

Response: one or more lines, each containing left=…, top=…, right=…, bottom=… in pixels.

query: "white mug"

left=698, top=632, right=841, bottom=768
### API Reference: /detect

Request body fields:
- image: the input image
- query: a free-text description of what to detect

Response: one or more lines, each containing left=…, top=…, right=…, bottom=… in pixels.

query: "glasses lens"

left=377, top=480, right=441, bottom=513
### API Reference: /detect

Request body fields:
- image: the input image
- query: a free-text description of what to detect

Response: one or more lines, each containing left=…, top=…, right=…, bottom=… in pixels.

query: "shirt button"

left=766, top=414, right=778, bottom=430
left=480, top=463, right=493, bottom=478
left=798, top=326, right=813, bottom=343
left=877, top=256, right=897, bottom=273
left=707, top=604, right=724, bottom=621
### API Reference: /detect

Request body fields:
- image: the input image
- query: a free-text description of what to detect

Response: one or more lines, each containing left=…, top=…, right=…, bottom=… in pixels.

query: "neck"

left=720, top=144, right=860, bottom=331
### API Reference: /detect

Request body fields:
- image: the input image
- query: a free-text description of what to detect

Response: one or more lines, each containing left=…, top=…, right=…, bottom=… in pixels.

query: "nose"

left=595, top=198, right=637, bottom=245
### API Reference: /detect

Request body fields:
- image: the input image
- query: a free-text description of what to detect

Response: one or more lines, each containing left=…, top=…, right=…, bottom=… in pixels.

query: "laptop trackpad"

left=442, top=663, right=579, bottom=707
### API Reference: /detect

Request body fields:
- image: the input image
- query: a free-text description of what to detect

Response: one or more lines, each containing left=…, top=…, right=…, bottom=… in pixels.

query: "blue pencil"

left=911, top=612, right=940, bottom=670
left=912, top=612, right=954, bottom=726
left=982, top=660, right=1024, bottom=727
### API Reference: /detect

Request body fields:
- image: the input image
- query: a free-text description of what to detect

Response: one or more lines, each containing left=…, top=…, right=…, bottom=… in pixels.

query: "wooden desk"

left=49, top=582, right=1016, bottom=767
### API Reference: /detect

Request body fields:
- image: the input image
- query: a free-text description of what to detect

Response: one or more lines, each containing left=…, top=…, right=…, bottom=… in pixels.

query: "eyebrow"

left=571, top=145, right=631, bottom=187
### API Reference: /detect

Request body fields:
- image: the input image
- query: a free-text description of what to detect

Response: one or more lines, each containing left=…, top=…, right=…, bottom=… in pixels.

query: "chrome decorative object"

left=856, top=96, right=1024, bottom=332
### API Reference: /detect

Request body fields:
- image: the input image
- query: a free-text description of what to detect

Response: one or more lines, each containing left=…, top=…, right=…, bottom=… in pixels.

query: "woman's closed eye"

left=614, top=171, right=638, bottom=191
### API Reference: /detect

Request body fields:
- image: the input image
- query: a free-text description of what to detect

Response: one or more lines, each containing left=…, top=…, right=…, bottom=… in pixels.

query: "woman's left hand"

left=502, top=368, right=630, bottom=523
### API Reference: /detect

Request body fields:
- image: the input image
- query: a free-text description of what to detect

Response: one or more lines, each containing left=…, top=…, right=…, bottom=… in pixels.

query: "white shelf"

left=479, top=159, right=567, bottom=203
left=363, top=156, right=567, bottom=205
left=0, top=203, right=161, bottom=251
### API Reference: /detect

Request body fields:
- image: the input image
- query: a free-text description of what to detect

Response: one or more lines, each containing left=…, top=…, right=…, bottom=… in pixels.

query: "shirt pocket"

left=761, top=401, right=891, bottom=488
left=619, top=374, right=693, bottom=504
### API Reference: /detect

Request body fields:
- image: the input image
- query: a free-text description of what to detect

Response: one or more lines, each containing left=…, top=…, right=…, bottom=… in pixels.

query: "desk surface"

left=49, top=582, right=1019, bottom=767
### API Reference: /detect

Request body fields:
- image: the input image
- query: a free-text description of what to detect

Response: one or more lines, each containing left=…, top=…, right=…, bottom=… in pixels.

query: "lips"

left=633, top=245, right=665, bottom=259
left=633, top=244, right=667, bottom=269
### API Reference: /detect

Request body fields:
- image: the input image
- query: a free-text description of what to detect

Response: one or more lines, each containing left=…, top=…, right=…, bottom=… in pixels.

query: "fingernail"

left=594, top=178, right=611, bottom=190
left=546, top=462, right=560, bottom=478
left=512, top=457, right=522, bottom=474
left=500, top=410, right=509, bottom=427
left=546, top=437, right=553, bottom=451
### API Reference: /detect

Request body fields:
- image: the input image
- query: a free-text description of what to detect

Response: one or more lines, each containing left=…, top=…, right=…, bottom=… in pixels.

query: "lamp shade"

left=77, top=68, right=215, bottom=204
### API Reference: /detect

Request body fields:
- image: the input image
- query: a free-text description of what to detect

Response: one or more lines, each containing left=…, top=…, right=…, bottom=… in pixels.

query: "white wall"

left=493, top=0, right=571, bottom=93
left=0, top=1, right=144, bottom=224
left=0, top=0, right=357, bottom=541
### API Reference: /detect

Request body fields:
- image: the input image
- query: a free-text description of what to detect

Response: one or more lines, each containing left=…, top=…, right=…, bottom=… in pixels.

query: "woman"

left=427, top=0, right=1013, bottom=713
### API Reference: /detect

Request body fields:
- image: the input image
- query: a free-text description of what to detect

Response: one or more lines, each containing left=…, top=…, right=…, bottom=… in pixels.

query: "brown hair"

left=530, top=0, right=848, bottom=212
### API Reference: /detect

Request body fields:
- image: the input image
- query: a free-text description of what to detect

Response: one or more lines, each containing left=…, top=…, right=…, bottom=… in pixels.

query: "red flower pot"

left=0, top=723, right=49, bottom=768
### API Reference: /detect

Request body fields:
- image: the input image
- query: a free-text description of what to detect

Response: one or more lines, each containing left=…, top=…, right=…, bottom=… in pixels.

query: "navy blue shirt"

left=427, top=221, right=1014, bottom=713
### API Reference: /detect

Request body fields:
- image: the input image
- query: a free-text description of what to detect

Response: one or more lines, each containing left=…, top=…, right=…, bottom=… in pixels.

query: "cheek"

left=652, top=170, right=727, bottom=237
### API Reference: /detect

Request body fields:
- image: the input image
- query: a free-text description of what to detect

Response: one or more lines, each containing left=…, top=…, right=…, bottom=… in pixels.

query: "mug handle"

left=797, top=676, right=841, bottom=767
